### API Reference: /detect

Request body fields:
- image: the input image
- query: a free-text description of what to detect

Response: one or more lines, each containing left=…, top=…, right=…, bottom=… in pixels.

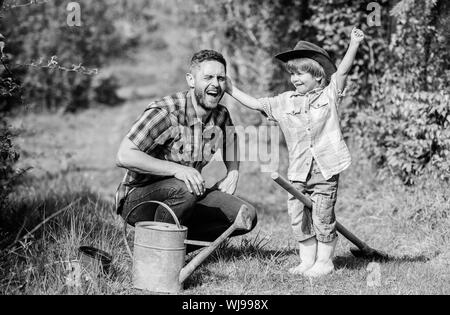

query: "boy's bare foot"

left=303, top=260, right=334, bottom=277
left=289, top=261, right=315, bottom=275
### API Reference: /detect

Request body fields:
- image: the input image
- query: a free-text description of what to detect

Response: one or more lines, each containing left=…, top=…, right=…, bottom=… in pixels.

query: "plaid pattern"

left=115, top=90, right=233, bottom=214
left=259, top=73, right=351, bottom=182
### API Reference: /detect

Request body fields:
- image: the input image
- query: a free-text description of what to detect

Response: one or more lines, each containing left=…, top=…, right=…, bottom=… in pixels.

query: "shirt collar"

left=290, top=87, right=324, bottom=98
left=186, top=90, right=202, bottom=127
left=186, top=90, right=216, bottom=127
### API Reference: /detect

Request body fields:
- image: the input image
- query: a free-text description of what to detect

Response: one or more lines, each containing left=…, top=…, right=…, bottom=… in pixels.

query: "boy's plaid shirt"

left=115, top=90, right=233, bottom=214
left=258, top=73, right=352, bottom=182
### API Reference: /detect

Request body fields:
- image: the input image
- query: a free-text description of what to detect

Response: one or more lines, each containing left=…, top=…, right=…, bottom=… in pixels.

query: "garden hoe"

left=272, top=173, right=389, bottom=261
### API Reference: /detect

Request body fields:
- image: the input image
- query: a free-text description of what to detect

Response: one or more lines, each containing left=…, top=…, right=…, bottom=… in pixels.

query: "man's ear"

left=186, top=73, right=195, bottom=89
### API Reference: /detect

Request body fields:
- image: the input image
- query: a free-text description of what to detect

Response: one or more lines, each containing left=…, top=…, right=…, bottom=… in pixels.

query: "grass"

left=1, top=136, right=448, bottom=295
left=1, top=1, right=449, bottom=295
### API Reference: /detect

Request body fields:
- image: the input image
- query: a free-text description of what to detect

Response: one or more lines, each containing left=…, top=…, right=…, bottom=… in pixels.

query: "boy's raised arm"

left=335, top=28, right=365, bottom=92
left=226, top=77, right=264, bottom=112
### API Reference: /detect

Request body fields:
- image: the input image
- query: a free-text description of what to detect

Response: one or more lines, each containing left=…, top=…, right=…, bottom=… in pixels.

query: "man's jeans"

left=121, top=178, right=257, bottom=245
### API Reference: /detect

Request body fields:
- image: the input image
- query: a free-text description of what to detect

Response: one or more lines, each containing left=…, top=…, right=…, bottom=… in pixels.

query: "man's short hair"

left=190, top=50, right=227, bottom=72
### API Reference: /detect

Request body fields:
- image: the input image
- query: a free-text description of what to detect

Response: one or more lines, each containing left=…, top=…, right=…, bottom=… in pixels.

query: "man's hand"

left=350, top=27, right=365, bottom=44
left=174, top=165, right=206, bottom=196
left=217, top=170, right=239, bottom=195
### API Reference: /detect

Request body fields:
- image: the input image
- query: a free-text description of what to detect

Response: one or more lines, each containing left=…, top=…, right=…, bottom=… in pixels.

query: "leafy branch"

left=1, top=32, right=22, bottom=102
left=0, top=33, right=13, bottom=75
left=1, top=0, right=48, bottom=10
left=14, top=56, right=99, bottom=76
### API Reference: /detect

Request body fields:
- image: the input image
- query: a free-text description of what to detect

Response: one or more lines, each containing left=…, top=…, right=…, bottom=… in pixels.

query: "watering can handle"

left=122, top=200, right=181, bottom=259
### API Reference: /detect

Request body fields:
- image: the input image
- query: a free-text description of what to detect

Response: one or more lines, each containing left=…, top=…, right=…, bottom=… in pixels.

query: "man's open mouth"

left=206, top=90, right=220, bottom=97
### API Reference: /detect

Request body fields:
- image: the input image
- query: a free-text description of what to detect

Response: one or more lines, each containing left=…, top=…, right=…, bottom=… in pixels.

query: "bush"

left=1, top=33, right=22, bottom=111
left=92, top=73, right=124, bottom=106
left=357, top=88, right=450, bottom=183
left=353, top=0, right=450, bottom=183
left=0, top=116, right=20, bottom=212
left=0, top=76, right=22, bottom=112
left=0, top=0, right=156, bottom=113
left=1, top=33, right=21, bottom=210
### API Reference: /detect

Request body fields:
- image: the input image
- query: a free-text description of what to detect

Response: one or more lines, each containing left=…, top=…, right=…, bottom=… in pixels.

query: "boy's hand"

left=351, top=28, right=365, bottom=44
left=336, top=27, right=364, bottom=90
left=224, top=77, right=263, bottom=111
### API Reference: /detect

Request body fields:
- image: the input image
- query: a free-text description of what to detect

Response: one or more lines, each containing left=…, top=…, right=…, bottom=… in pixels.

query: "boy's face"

left=289, top=70, right=322, bottom=94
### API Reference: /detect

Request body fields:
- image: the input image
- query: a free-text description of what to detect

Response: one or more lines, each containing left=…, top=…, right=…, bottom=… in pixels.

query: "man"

left=115, top=50, right=257, bottom=244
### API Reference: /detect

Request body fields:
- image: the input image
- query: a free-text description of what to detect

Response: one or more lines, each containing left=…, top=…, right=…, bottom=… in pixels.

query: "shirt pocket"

left=279, top=115, right=306, bottom=142
left=311, top=95, right=330, bottom=120
left=311, top=94, right=329, bottom=109
left=283, top=99, right=303, bottom=123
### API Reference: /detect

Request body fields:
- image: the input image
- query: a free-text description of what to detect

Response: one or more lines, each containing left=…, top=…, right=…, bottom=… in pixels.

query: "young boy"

left=226, top=28, right=365, bottom=277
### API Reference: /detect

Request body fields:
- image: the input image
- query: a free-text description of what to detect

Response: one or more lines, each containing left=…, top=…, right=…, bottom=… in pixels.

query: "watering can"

left=123, top=200, right=255, bottom=293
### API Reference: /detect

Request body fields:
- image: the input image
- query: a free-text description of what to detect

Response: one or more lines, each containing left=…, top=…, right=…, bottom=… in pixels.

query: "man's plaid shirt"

left=115, top=90, right=234, bottom=214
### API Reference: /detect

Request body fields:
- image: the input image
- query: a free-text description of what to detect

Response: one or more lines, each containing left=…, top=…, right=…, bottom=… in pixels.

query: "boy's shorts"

left=288, top=159, right=339, bottom=243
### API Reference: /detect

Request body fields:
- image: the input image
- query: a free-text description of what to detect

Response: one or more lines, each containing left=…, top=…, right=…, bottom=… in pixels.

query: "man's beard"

left=194, top=88, right=223, bottom=109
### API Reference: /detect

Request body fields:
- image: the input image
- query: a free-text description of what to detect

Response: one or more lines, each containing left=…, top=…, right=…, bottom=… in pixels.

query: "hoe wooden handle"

left=179, top=205, right=253, bottom=283
left=271, top=173, right=370, bottom=251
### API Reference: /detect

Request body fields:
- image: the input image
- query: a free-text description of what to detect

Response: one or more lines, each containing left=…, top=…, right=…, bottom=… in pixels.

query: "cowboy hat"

left=275, top=41, right=337, bottom=79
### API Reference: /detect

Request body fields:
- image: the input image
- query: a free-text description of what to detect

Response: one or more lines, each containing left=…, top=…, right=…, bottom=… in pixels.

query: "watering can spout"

left=179, top=205, right=255, bottom=284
